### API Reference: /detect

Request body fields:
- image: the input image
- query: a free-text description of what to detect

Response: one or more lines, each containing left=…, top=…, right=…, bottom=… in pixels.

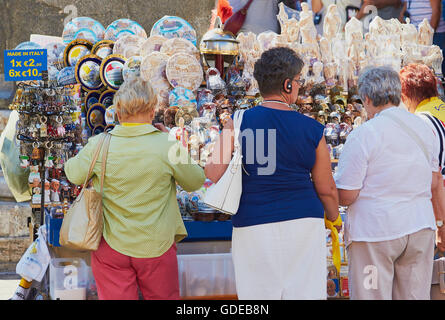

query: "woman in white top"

left=334, top=66, right=439, bottom=300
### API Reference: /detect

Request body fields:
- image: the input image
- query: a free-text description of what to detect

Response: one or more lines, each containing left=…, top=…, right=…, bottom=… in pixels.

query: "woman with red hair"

left=399, top=63, right=445, bottom=252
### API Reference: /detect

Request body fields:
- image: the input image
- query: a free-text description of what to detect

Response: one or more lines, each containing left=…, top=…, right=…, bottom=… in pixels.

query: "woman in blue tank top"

left=205, top=47, right=340, bottom=299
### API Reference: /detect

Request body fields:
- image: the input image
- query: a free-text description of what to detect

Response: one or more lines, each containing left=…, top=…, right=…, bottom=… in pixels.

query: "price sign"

left=4, top=49, right=48, bottom=81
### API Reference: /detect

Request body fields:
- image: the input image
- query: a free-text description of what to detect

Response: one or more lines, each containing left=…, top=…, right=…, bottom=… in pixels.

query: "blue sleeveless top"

left=232, top=106, right=325, bottom=227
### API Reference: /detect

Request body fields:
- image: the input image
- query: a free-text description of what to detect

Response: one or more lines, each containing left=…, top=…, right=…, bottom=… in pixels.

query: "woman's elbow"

left=204, top=165, right=220, bottom=184
left=337, top=189, right=360, bottom=206
left=339, top=197, right=353, bottom=207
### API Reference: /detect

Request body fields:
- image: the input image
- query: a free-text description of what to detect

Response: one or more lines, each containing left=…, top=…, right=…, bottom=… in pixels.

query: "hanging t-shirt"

left=415, top=96, right=445, bottom=180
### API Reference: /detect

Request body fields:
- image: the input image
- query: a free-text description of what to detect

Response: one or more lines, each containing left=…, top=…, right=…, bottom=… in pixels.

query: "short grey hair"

left=358, top=66, right=401, bottom=107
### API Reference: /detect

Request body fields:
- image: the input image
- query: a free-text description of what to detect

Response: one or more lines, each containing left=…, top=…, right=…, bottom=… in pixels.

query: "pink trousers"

left=91, top=238, right=180, bottom=300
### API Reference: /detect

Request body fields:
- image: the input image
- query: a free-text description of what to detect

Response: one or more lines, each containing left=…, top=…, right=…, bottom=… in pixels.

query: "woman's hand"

left=437, top=227, right=445, bottom=252
left=153, top=123, right=169, bottom=133
left=204, top=119, right=234, bottom=183
left=312, top=137, right=340, bottom=221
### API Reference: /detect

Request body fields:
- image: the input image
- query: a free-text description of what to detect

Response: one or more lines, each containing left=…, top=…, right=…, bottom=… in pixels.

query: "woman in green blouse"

left=64, top=76, right=205, bottom=300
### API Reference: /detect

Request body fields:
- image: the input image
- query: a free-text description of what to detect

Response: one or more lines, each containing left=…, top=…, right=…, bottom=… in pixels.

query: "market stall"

left=5, top=2, right=444, bottom=300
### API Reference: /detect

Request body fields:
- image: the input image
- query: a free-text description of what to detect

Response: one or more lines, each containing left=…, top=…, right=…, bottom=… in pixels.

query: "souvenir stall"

left=7, top=2, right=444, bottom=300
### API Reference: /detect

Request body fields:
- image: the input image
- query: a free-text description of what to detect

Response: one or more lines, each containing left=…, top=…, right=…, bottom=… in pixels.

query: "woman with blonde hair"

left=64, top=76, right=205, bottom=300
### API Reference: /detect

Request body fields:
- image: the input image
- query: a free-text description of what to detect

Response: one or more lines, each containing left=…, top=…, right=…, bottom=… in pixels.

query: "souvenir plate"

left=64, top=39, right=93, bottom=67
left=92, top=124, right=105, bottom=135
left=92, top=40, right=115, bottom=59
left=85, top=90, right=101, bottom=112
left=151, top=16, right=197, bottom=46
left=105, top=124, right=116, bottom=132
left=100, top=54, right=126, bottom=90
left=122, top=56, right=142, bottom=81
left=140, top=35, right=167, bottom=57
left=140, top=52, right=171, bottom=99
left=99, top=89, right=116, bottom=109
left=62, top=17, right=105, bottom=44
left=166, top=53, right=203, bottom=91
left=113, top=35, right=145, bottom=57
left=15, top=42, right=42, bottom=50
left=57, top=67, right=77, bottom=86
left=75, top=54, right=103, bottom=91
left=175, top=104, right=199, bottom=127
left=169, top=86, right=197, bottom=108
left=86, top=103, right=106, bottom=129
left=160, top=37, right=200, bottom=60
left=105, top=105, right=116, bottom=125
left=45, top=42, right=66, bottom=69
left=105, top=19, right=147, bottom=42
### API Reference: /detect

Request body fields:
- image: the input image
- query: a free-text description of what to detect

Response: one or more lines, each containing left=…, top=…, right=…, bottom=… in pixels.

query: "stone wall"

left=0, top=0, right=217, bottom=273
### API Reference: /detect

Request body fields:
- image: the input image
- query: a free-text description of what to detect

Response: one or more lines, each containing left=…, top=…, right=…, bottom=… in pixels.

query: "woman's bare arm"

left=311, top=136, right=340, bottom=222
left=204, top=119, right=234, bottom=183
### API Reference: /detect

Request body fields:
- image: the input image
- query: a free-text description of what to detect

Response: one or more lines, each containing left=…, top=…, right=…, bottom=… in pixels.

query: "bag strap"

left=82, top=133, right=108, bottom=188
left=232, top=110, right=249, bottom=175
left=380, top=111, right=430, bottom=163
left=100, top=133, right=111, bottom=195
left=241, top=0, right=254, bottom=14
left=233, top=109, right=246, bottom=148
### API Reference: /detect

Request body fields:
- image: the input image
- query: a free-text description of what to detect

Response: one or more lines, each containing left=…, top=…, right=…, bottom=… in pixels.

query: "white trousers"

left=232, top=218, right=327, bottom=300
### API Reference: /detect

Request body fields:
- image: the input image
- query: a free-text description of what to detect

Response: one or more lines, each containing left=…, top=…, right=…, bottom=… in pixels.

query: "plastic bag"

left=0, top=110, right=31, bottom=202
left=16, top=226, right=51, bottom=282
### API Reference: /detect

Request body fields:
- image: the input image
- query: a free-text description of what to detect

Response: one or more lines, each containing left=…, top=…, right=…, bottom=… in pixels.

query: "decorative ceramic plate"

left=92, top=40, right=115, bottom=59
left=86, top=103, right=106, bottom=129
left=45, top=42, right=66, bottom=69
left=85, top=90, right=102, bottom=112
left=105, top=105, right=116, bottom=125
left=122, top=56, right=142, bottom=81
left=64, top=39, right=93, bottom=67
left=15, top=42, right=42, bottom=50
left=140, top=35, right=167, bottom=57
left=151, top=16, right=197, bottom=46
left=75, top=54, right=103, bottom=91
left=92, top=124, right=105, bottom=135
left=105, top=19, right=147, bottom=42
left=166, top=53, right=203, bottom=91
left=175, top=104, right=199, bottom=127
left=99, top=89, right=116, bottom=109
left=57, top=67, right=77, bottom=86
left=160, top=37, right=200, bottom=60
left=113, top=35, right=145, bottom=57
left=100, top=54, right=126, bottom=90
left=169, top=86, right=197, bottom=108
left=105, top=124, right=116, bottom=132
left=62, top=17, right=105, bottom=44
left=140, top=52, right=171, bottom=98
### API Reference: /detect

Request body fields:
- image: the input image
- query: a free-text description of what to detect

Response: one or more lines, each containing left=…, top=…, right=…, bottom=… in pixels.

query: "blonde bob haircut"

left=113, top=75, right=158, bottom=118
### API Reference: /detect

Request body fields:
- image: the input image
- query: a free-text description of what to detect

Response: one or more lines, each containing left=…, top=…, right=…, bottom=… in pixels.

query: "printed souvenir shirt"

left=415, top=96, right=445, bottom=180
left=64, top=124, right=206, bottom=258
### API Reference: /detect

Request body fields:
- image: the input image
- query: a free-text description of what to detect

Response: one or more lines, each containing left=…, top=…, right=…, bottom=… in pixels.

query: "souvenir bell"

left=200, top=25, right=239, bottom=77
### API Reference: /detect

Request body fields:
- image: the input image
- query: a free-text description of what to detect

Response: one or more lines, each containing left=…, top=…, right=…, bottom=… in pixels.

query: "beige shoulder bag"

left=59, top=133, right=111, bottom=251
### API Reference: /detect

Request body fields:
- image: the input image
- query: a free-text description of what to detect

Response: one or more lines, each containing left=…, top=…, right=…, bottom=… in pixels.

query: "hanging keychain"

left=55, top=115, right=66, bottom=137
left=39, top=115, right=48, bottom=138
left=19, top=143, right=31, bottom=169
left=44, top=141, right=55, bottom=169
